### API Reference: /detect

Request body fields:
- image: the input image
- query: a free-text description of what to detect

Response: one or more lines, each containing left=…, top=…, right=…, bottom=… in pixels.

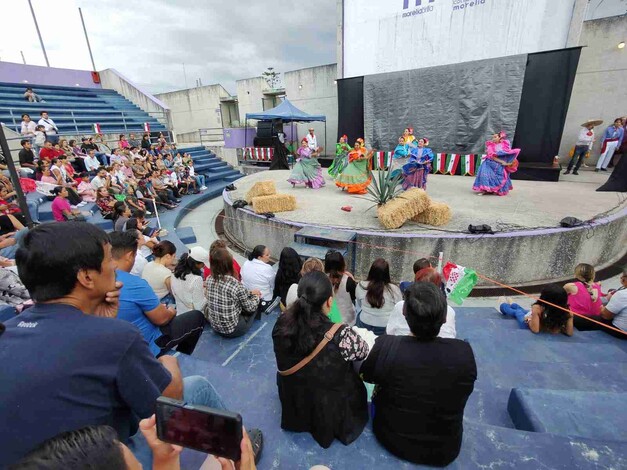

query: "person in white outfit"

left=37, top=111, right=59, bottom=144
left=241, top=244, right=279, bottom=316
left=596, top=118, right=624, bottom=171
left=171, top=246, right=209, bottom=314
left=305, top=128, right=318, bottom=151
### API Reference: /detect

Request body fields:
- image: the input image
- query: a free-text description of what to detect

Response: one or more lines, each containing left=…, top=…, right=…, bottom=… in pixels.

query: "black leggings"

left=216, top=313, right=256, bottom=339
left=156, top=309, right=205, bottom=355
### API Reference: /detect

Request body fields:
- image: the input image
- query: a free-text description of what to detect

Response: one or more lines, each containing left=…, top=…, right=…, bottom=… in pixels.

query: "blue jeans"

left=566, top=145, right=588, bottom=172
left=95, top=152, right=108, bottom=166
left=27, top=200, right=39, bottom=222
left=500, top=303, right=529, bottom=329
left=355, top=313, right=387, bottom=336
left=0, top=228, right=28, bottom=259
left=127, top=375, right=226, bottom=468
left=194, top=175, right=206, bottom=188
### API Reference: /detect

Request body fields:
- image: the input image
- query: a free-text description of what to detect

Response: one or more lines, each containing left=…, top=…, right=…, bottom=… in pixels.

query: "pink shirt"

left=41, top=175, right=57, bottom=184
left=77, top=181, right=96, bottom=202
left=51, top=197, right=71, bottom=222
left=568, top=281, right=603, bottom=317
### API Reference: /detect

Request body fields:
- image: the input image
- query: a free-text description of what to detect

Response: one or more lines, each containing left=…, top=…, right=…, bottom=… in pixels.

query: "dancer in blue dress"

left=472, top=132, right=520, bottom=196
left=389, top=137, right=410, bottom=179
left=402, top=138, right=434, bottom=190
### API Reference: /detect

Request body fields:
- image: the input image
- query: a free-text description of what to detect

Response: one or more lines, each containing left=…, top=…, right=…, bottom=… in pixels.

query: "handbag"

left=278, top=323, right=343, bottom=376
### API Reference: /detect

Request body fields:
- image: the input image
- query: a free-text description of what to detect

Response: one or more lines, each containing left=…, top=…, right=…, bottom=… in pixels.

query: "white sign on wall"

left=343, top=0, right=577, bottom=78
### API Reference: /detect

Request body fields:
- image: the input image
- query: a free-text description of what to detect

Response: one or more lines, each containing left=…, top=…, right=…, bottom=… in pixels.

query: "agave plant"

left=366, top=169, right=403, bottom=206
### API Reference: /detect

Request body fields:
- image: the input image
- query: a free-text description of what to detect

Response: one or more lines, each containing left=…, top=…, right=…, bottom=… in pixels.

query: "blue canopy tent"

left=245, top=99, right=327, bottom=155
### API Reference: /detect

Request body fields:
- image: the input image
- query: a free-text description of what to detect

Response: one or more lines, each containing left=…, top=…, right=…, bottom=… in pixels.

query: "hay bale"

left=412, top=201, right=452, bottom=227
left=376, top=188, right=431, bottom=229
left=252, top=194, right=296, bottom=214
left=245, top=181, right=276, bottom=203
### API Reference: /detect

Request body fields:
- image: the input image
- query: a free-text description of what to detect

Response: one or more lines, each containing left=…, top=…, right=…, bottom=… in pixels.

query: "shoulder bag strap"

left=278, top=323, right=343, bottom=377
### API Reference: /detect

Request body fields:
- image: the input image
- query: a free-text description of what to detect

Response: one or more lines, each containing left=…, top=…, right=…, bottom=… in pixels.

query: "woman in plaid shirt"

left=205, top=248, right=261, bottom=338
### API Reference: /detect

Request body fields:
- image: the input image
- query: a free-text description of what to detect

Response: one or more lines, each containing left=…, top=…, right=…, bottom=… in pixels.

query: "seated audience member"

left=128, top=133, right=140, bottom=148
left=0, top=229, right=28, bottom=259
left=324, top=250, right=357, bottom=325
left=285, top=257, right=324, bottom=307
left=0, top=264, right=30, bottom=308
left=96, top=186, right=116, bottom=219
left=186, top=159, right=207, bottom=190
left=564, top=263, right=604, bottom=330
left=113, top=202, right=132, bottom=232
left=355, top=258, right=402, bottom=336
left=32, top=125, right=46, bottom=157
left=110, top=148, right=128, bottom=165
left=125, top=224, right=157, bottom=277
left=0, top=188, right=28, bottom=227
left=91, top=168, right=113, bottom=192
left=51, top=187, right=86, bottom=222
left=205, top=247, right=261, bottom=338
left=84, top=148, right=101, bottom=174
left=171, top=246, right=209, bottom=314
left=399, top=257, right=433, bottom=292
left=600, top=267, right=627, bottom=337
left=499, top=285, right=573, bottom=335
left=124, top=185, right=148, bottom=214
left=9, top=418, right=261, bottom=470
left=18, top=139, right=37, bottom=172
left=241, top=244, right=280, bottom=316
left=361, top=282, right=477, bottom=466
left=23, top=87, right=44, bottom=102
left=150, top=170, right=180, bottom=205
left=387, top=267, right=457, bottom=339
left=76, top=172, right=97, bottom=202
left=0, top=222, right=227, bottom=468
left=273, top=247, right=302, bottom=308
left=118, top=134, right=130, bottom=149
left=38, top=140, right=64, bottom=161
left=204, top=239, right=241, bottom=279
left=273, top=271, right=369, bottom=448
left=111, top=231, right=205, bottom=356
left=20, top=113, right=37, bottom=137
left=141, top=133, right=152, bottom=150
left=142, top=240, right=176, bottom=301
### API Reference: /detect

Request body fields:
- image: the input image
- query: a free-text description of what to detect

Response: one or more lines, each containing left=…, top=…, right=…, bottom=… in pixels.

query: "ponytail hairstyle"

left=174, top=252, right=202, bottom=280
left=535, top=284, right=570, bottom=332
left=249, top=245, right=266, bottom=261
left=112, top=201, right=128, bottom=222
left=324, top=250, right=346, bottom=291
left=574, top=263, right=597, bottom=300
left=277, top=271, right=333, bottom=355
left=152, top=240, right=176, bottom=258
left=363, top=258, right=392, bottom=309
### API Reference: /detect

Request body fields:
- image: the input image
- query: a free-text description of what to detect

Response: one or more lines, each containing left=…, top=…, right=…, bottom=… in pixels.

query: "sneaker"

left=157, top=229, right=169, bottom=237
left=601, top=168, right=607, bottom=172
left=247, top=429, right=263, bottom=465
left=146, top=210, right=152, bottom=215
left=563, top=170, right=571, bottom=175
left=200, top=186, right=207, bottom=191
left=572, top=171, right=579, bottom=175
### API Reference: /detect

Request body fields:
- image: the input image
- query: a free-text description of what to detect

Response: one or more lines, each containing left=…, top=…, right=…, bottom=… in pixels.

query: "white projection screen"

left=342, top=0, right=577, bottom=78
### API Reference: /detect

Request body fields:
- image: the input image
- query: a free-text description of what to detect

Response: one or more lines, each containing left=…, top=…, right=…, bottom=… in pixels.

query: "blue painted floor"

left=175, top=307, right=627, bottom=469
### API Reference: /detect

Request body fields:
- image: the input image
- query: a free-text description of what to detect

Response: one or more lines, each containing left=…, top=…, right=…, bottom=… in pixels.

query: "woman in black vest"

left=361, top=282, right=477, bottom=466
left=272, top=271, right=369, bottom=448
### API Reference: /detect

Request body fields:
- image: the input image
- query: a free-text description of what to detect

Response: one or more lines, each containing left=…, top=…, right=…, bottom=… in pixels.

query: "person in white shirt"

left=171, top=246, right=209, bottom=314
left=142, top=240, right=176, bottom=301
left=600, top=267, right=627, bottom=336
left=305, top=128, right=318, bottom=151
left=20, top=114, right=37, bottom=137
left=356, top=259, right=403, bottom=336
left=84, top=149, right=101, bottom=174
left=37, top=111, right=59, bottom=144
left=386, top=267, right=457, bottom=339
left=564, top=120, right=598, bottom=175
left=241, top=244, right=280, bottom=315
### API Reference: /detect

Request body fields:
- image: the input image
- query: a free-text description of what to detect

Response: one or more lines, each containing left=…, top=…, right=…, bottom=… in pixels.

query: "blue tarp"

left=245, top=99, right=326, bottom=122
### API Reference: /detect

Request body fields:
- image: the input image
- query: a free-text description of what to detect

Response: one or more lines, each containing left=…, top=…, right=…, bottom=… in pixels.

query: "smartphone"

left=155, top=396, right=243, bottom=461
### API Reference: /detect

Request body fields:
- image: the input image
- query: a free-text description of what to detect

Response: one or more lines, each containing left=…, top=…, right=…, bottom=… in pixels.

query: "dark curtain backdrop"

left=362, top=55, right=527, bottom=153
left=513, top=48, right=582, bottom=163
left=337, top=77, right=364, bottom=145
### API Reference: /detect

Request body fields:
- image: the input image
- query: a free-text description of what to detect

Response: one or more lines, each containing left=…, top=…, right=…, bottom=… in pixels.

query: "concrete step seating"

left=0, top=81, right=167, bottom=134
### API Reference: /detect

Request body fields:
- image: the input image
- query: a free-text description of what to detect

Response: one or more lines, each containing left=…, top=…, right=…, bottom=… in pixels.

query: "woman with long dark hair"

left=273, top=247, right=302, bottom=308
left=171, top=247, right=208, bottom=314
left=324, top=250, right=356, bottom=325
left=272, top=271, right=369, bottom=448
left=142, top=240, right=176, bottom=301
left=355, top=258, right=402, bottom=336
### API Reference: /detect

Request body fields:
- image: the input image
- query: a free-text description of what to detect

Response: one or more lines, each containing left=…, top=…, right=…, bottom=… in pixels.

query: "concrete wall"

left=155, top=84, right=230, bottom=139
left=559, top=15, right=627, bottom=162
left=0, top=61, right=101, bottom=88
left=236, top=77, right=268, bottom=121
left=284, top=64, right=338, bottom=155
left=99, top=68, right=171, bottom=127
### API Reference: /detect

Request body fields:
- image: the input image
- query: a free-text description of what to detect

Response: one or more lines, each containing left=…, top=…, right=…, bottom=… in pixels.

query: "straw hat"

left=581, top=119, right=603, bottom=127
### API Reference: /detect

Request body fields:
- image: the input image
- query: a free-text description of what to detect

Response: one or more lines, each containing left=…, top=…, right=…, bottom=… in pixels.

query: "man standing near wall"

left=38, top=111, right=59, bottom=144
left=305, top=127, right=318, bottom=151
left=596, top=118, right=624, bottom=172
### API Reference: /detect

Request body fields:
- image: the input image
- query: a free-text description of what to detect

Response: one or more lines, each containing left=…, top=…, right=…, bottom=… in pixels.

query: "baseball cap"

left=189, top=246, right=210, bottom=265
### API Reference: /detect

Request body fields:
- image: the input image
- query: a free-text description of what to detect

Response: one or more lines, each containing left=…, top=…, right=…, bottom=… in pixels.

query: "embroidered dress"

left=472, top=139, right=520, bottom=196
left=328, top=142, right=351, bottom=178
left=402, top=147, right=434, bottom=190
left=287, top=147, right=325, bottom=189
left=335, top=147, right=372, bottom=194
left=389, top=144, right=410, bottom=179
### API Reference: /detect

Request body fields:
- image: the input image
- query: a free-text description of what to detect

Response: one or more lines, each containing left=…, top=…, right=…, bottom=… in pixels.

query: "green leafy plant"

left=366, top=169, right=403, bottom=206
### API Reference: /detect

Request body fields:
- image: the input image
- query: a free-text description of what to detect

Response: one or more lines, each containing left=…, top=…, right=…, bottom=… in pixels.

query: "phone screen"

left=156, top=398, right=242, bottom=461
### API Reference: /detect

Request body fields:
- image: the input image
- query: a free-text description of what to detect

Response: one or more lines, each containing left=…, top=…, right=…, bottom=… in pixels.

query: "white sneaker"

left=77, top=201, right=87, bottom=207
left=146, top=210, right=152, bottom=215
left=200, top=186, right=207, bottom=191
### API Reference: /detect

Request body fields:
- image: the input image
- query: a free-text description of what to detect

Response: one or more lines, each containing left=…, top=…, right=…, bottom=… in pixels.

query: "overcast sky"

left=0, top=0, right=337, bottom=94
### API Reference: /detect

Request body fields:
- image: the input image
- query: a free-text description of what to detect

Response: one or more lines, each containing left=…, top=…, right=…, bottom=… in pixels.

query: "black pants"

left=156, top=309, right=205, bottom=355
left=216, top=313, right=256, bottom=339
left=573, top=314, right=612, bottom=331
left=566, top=145, right=588, bottom=172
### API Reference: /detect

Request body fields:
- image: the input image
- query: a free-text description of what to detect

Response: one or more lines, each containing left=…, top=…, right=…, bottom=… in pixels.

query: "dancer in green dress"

left=329, top=134, right=351, bottom=178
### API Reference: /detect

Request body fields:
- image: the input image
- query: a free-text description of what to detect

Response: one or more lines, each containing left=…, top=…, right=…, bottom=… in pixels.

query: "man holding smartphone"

left=0, top=223, right=226, bottom=468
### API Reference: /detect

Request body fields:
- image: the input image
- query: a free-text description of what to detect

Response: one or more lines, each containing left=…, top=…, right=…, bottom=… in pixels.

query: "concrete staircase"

left=182, top=145, right=242, bottom=184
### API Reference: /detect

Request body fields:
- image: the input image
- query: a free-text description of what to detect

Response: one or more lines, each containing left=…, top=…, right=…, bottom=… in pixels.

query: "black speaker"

left=256, top=121, right=273, bottom=139
left=253, top=136, right=275, bottom=147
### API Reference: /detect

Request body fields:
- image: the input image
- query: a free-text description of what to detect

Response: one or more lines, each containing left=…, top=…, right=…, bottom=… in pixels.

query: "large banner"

left=343, top=0, right=577, bottom=78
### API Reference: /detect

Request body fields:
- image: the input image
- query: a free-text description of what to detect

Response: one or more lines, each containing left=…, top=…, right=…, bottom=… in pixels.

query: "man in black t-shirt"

left=0, top=223, right=228, bottom=468
left=18, top=139, right=37, bottom=172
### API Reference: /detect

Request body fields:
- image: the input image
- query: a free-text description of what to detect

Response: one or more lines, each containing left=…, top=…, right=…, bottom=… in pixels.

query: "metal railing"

left=199, top=128, right=225, bottom=146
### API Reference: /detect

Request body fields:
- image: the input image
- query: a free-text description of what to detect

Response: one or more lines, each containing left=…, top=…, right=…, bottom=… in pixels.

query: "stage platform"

left=223, top=169, right=627, bottom=290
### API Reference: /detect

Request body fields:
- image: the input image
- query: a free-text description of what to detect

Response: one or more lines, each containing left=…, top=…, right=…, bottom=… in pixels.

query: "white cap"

left=189, top=246, right=210, bottom=265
